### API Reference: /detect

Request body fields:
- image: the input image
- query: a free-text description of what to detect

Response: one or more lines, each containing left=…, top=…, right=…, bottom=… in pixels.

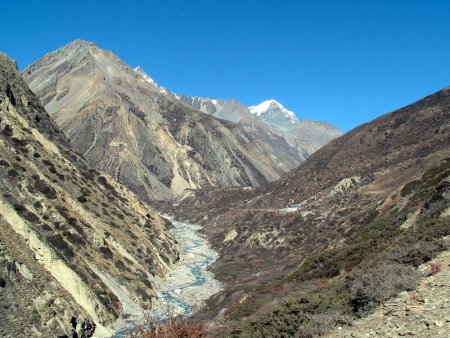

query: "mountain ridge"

left=23, top=40, right=305, bottom=202
left=179, top=94, right=342, bottom=162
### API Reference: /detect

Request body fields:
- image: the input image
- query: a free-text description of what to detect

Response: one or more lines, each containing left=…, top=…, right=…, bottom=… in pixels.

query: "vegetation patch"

left=226, top=162, right=450, bottom=337
left=13, top=203, right=40, bottom=223
left=2, top=125, right=13, bottom=137
left=7, top=169, right=19, bottom=178
left=34, top=179, right=57, bottom=199
left=47, top=234, right=74, bottom=258
left=99, top=246, right=114, bottom=259
left=350, top=263, right=419, bottom=316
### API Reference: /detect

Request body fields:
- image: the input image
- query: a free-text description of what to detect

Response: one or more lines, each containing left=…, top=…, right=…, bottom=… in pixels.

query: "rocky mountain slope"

left=166, top=87, right=450, bottom=336
left=0, top=52, right=180, bottom=337
left=23, top=40, right=307, bottom=202
left=180, top=95, right=342, bottom=161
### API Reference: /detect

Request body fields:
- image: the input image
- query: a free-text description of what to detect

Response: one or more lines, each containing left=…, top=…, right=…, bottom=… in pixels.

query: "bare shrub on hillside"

left=294, top=311, right=352, bottom=338
left=128, top=314, right=210, bottom=338
left=350, top=262, right=420, bottom=316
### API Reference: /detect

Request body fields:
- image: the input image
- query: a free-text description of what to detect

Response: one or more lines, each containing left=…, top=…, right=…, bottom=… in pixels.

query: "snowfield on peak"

left=248, top=99, right=297, bottom=120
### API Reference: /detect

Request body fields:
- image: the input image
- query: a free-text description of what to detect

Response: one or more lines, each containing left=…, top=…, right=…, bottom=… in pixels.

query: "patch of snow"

left=133, top=66, right=172, bottom=96
left=133, top=66, right=156, bottom=85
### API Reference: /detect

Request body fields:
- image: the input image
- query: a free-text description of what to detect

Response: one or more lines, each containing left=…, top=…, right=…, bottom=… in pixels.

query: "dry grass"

left=128, top=314, right=210, bottom=338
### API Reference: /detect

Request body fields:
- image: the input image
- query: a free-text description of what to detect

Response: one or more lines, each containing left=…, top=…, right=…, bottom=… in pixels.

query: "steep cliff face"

left=0, top=52, right=179, bottom=337
left=23, top=40, right=299, bottom=202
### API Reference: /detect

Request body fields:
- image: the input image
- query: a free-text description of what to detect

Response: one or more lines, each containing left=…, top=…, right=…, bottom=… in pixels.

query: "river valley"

left=103, top=216, right=222, bottom=337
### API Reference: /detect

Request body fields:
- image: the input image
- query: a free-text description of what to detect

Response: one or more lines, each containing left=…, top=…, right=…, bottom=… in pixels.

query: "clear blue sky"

left=2, top=0, right=450, bottom=132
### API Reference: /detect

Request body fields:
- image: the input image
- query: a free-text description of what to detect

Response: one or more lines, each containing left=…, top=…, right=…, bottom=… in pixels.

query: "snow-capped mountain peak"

left=249, top=99, right=296, bottom=118
left=248, top=99, right=299, bottom=128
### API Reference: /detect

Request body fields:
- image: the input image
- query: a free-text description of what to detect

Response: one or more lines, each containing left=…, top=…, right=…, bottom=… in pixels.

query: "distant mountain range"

left=179, top=94, right=341, bottom=160
left=23, top=40, right=341, bottom=202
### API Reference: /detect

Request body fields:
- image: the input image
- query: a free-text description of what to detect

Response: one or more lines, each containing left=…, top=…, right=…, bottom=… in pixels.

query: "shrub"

left=2, top=125, right=13, bottom=137
left=427, top=261, right=443, bottom=276
left=99, top=246, right=114, bottom=259
left=64, top=232, right=87, bottom=246
left=41, top=223, right=52, bottom=231
left=392, top=239, right=447, bottom=267
left=77, top=195, right=88, bottom=203
left=0, top=159, right=10, bottom=167
left=42, top=159, right=54, bottom=167
left=115, top=260, right=125, bottom=270
left=232, top=287, right=352, bottom=338
left=295, top=311, right=352, bottom=338
left=56, top=205, right=70, bottom=219
left=7, top=169, right=19, bottom=178
left=128, top=314, right=210, bottom=338
left=225, top=297, right=262, bottom=321
left=98, top=176, right=114, bottom=191
left=11, top=137, right=28, bottom=147
left=34, top=179, right=57, bottom=199
left=47, top=234, right=74, bottom=258
left=13, top=203, right=40, bottom=223
left=350, top=263, right=419, bottom=316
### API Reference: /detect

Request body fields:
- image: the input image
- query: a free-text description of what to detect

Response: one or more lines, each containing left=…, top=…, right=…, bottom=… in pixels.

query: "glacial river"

left=109, top=216, right=222, bottom=337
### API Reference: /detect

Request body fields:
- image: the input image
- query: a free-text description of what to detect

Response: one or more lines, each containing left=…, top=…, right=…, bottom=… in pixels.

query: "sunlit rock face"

left=23, top=40, right=305, bottom=202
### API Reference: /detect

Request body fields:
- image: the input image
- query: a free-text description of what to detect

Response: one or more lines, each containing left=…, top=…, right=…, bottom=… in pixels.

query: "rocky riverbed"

left=147, top=216, right=222, bottom=320
left=104, top=216, right=222, bottom=337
